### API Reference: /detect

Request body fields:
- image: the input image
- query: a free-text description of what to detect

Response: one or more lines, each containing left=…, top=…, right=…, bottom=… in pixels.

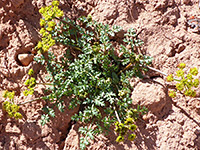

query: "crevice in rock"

left=57, top=120, right=76, bottom=149
left=57, top=104, right=84, bottom=149
left=171, top=99, right=200, bottom=127
left=150, top=75, right=162, bottom=79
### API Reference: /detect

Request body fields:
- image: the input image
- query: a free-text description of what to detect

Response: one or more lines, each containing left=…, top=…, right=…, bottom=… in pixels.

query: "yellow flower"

left=28, top=69, right=34, bottom=76
left=52, top=0, right=59, bottom=6
left=39, top=28, right=46, bottom=35
left=190, top=67, right=198, bottom=76
left=186, top=74, right=193, bottom=80
left=184, top=89, right=196, bottom=97
left=14, top=112, right=23, bottom=119
left=37, top=41, right=43, bottom=49
left=124, top=117, right=134, bottom=125
left=6, top=91, right=15, bottom=100
left=29, top=88, right=34, bottom=95
left=168, top=90, right=176, bottom=98
left=116, top=136, right=124, bottom=143
left=23, top=89, right=28, bottom=96
left=176, top=69, right=184, bottom=78
left=11, top=104, right=20, bottom=112
left=2, top=101, right=10, bottom=111
left=46, top=27, right=53, bottom=31
left=56, top=10, right=64, bottom=18
left=48, top=21, right=56, bottom=28
left=193, top=79, right=199, bottom=88
left=128, top=134, right=136, bottom=141
left=129, top=124, right=137, bottom=131
left=8, top=112, right=14, bottom=118
left=39, top=7, right=45, bottom=14
left=166, top=74, right=174, bottom=82
left=40, top=19, right=46, bottom=26
left=176, top=82, right=184, bottom=91
left=178, top=63, right=186, bottom=69
left=2, top=90, right=8, bottom=98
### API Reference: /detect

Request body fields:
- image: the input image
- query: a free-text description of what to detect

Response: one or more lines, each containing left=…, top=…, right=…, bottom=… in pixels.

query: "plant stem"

left=36, top=82, right=53, bottom=86
left=118, top=63, right=132, bottom=75
left=145, top=65, right=168, bottom=76
left=113, top=105, right=121, bottom=124
left=55, top=17, right=77, bottom=29
left=18, top=97, right=42, bottom=106
left=145, top=65, right=181, bottom=81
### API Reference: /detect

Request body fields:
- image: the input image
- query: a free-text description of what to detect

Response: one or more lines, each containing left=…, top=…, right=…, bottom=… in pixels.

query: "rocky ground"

left=0, top=0, right=200, bottom=149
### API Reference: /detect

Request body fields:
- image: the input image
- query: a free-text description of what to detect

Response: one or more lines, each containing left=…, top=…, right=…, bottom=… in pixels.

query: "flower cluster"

left=115, top=117, right=137, bottom=142
left=23, top=69, right=36, bottom=96
left=2, top=90, right=22, bottom=119
left=2, top=101, right=22, bottom=119
left=3, top=90, right=15, bottom=100
left=167, top=63, right=199, bottom=98
left=114, top=106, right=148, bottom=143
left=36, top=0, right=64, bottom=53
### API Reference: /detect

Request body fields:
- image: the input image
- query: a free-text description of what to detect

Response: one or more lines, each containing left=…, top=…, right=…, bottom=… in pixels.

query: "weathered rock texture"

left=0, top=0, right=200, bottom=150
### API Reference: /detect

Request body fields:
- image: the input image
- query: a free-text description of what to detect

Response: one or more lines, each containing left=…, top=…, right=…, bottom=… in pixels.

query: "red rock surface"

left=0, top=0, right=200, bottom=150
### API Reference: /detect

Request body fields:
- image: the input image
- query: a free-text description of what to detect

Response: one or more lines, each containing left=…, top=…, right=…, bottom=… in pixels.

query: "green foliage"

left=167, top=63, right=199, bottom=98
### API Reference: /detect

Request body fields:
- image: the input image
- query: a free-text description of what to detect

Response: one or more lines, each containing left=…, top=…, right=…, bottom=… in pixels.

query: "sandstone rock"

left=164, top=41, right=175, bottom=57
left=5, top=123, right=21, bottom=133
left=168, top=15, right=177, bottom=26
left=176, top=44, right=186, bottom=53
left=154, top=0, right=168, bottom=10
left=11, top=0, right=24, bottom=8
left=182, top=0, right=191, bottom=5
left=63, top=124, right=80, bottom=150
left=0, top=28, right=2, bottom=40
left=17, top=53, right=34, bottom=66
left=131, top=78, right=167, bottom=113
left=22, top=122, right=41, bottom=141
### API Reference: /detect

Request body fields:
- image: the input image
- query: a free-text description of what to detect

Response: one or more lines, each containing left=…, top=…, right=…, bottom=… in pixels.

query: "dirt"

left=0, top=0, right=200, bottom=150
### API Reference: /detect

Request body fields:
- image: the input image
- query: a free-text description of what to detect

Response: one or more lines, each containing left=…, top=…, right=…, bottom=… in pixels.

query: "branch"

left=113, top=105, right=121, bottom=124
left=18, top=97, right=42, bottom=106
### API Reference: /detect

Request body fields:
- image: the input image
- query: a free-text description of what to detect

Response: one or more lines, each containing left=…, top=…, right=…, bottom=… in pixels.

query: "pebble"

left=18, top=53, right=34, bottom=66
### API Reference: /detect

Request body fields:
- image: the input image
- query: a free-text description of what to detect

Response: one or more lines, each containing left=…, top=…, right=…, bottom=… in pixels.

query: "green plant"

left=167, top=63, right=199, bottom=98
left=33, top=1, right=152, bottom=149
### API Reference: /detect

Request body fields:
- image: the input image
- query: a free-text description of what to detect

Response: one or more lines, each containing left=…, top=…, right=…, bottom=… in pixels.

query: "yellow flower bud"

left=37, top=41, right=43, bottom=49
left=166, top=74, right=174, bottom=82
left=168, top=90, right=176, bottom=98
left=129, top=124, right=137, bottom=131
left=40, top=19, right=46, bottom=26
left=52, top=0, right=59, bottom=6
left=190, top=67, right=198, bottom=76
left=176, top=69, right=184, bottom=78
left=178, top=63, right=186, bottom=69
left=116, top=136, right=124, bottom=143
left=193, top=79, right=199, bottom=88
left=128, top=134, right=136, bottom=141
